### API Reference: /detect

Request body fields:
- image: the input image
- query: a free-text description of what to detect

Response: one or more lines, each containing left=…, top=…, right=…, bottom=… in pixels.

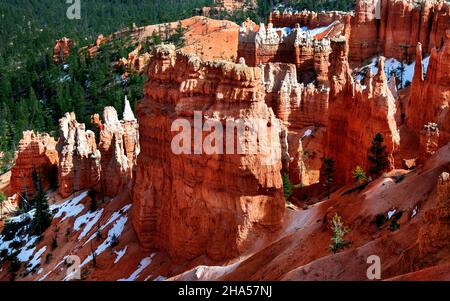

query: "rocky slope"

left=1, top=0, right=449, bottom=281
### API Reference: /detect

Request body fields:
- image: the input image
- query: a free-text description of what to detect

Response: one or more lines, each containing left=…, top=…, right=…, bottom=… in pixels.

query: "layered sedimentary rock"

left=10, top=131, right=58, bottom=199
left=53, top=37, right=72, bottom=64
left=406, top=31, right=450, bottom=147
left=94, top=99, right=140, bottom=197
left=260, top=63, right=329, bottom=185
left=349, top=0, right=379, bottom=63
left=132, top=45, right=285, bottom=261
left=327, top=36, right=400, bottom=183
left=418, top=169, right=450, bottom=256
left=56, top=113, right=101, bottom=198
left=349, top=0, right=450, bottom=63
left=238, top=22, right=334, bottom=83
left=418, top=122, right=440, bottom=164
left=269, top=9, right=351, bottom=28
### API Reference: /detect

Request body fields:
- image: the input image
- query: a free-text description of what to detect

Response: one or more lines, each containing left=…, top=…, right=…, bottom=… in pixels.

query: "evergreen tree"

left=368, top=133, right=389, bottom=178
left=28, top=88, right=45, bottom=132
left=282, top=173, right=293, bottom=200
left=31, top=170, right=51, bottom=236
left=322, top=157, right=335, bottom=199
left=0, top=191, right=6, bottom=219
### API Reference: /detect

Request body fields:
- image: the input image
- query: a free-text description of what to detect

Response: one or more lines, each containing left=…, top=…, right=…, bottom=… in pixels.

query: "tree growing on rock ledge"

left=368, top=133, right=389, bottom=179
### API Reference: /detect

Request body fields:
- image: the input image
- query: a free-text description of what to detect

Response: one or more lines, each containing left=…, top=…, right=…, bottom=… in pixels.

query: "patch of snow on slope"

left=27, top=246, right=46, bottom=271
left=84, top=203, right=132, bottom=246
left=16, top=236, right=38, bottom=262
left=74, top=208, right=104, bottom=239
left=354, top=56, right=430, bottom=88
left=81, top=213, right=129, bottom=268
left=153, top=275, right=167, bottom=281
left=114, top=246, right=128, bottom=264
left=305, top=21, right=337, bottom=37
left=52, top=191, right=89, bottom=221
left=387, top=209, right=397, bottom=219
left=118, top=254, right=155, bottom=281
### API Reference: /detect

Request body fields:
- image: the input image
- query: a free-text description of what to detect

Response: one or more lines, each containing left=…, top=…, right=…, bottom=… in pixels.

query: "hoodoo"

left=132, top=45, right=285, bottom=261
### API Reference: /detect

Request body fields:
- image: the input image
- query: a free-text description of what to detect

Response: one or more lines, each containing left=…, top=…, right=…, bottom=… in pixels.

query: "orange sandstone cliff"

left=132, top=44, right=285, bottom=262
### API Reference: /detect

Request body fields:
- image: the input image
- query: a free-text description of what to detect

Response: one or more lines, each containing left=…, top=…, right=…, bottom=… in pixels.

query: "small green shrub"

left=329, top=213, right=350, bottom=253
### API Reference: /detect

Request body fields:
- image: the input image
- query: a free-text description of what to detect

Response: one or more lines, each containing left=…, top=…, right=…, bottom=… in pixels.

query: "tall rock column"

left=132, top=45, right=285, bottom=262
left=327, top=36, right=399, bottom=183
left=406, top=30, right=450, bottom=147
left=57, top=113, right=101, bottom=198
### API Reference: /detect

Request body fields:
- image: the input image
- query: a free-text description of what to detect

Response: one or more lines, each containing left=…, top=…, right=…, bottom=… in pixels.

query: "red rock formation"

left=260, top=63, right=329, bottom=185
left=238, top=22, right=334, bottom=83
left=418, top=169, right=450, bottom=256
left=10, top=131, right=58, bottom=199
left=327, top=36, right=400, bottom=183
left=95, top=99, right=139, bottom=197
left=53, top=37, right=72, bottom=64
left=418, top=122, right=440, bottom=164
left=269, top=9, right=350, bottom=29
left=56, top=113, right=101, bottom=198
left=349, top=0, right=450, bottom=64
left=132, top=45, right=285, bottom=262
left=406, top=30, right=450, bottom=147
left=349, top=0, right=379, bottom=64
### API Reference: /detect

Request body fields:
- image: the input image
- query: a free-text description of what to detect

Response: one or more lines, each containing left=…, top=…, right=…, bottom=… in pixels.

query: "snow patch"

left=74, top=208, right=104, bottom=239
left=114, top=246, right=128, bottom=264
left=118, top=255, right=155, bottom=281
left=52, top=191, right=89, bottom=222
left=387, top=209, right=397, bottom=219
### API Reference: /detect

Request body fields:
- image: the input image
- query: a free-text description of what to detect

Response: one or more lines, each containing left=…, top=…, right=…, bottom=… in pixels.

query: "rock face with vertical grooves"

left=132, top=44, right=285, bottom=262
left=10, top=131, right=58, bottom=199
left=407, top=30, right=450, bottom=147
left=327, top=36, right=400, bottom=183
left=56, top=113, right=101, bottom=198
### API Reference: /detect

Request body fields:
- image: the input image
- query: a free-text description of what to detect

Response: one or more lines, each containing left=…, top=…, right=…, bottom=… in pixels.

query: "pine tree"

left=0, top=191, right=6, bottom=219
left=368, top=133, right=389, bottom=178
left=323, top=157, right=335, bottom=199
left=28, top=88, right=45, bottom=132
left=352, top=165, right=367, bottom=184
left=31, top=170, right=51, bottom=236
left=282, top=173, right=293, bottom=201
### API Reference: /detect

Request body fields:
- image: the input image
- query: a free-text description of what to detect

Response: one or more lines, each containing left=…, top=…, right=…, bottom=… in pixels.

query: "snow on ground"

left=114, top=246, right=128, bottom=264
left=84, top=203, right=132, bottom=246
left=304, top=21, right=337, bottom=37
left=153, top=275, right=167, bottom=281
left=411, top=206, right=418, bottom=218
left=38, top=256, right=67, bottom=281
left=27, top=246, right=46, bottom=272
left=118, top=254, right=155, bottom=281
left=81, top=205, right=132, bottom=268
left=387, top=209, right=397, bottom=219
left=74, top=208, right=104, bottom=239
left=354, top=56, right=430, bottom=88
left=51, top=191, right=89, bottom=222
